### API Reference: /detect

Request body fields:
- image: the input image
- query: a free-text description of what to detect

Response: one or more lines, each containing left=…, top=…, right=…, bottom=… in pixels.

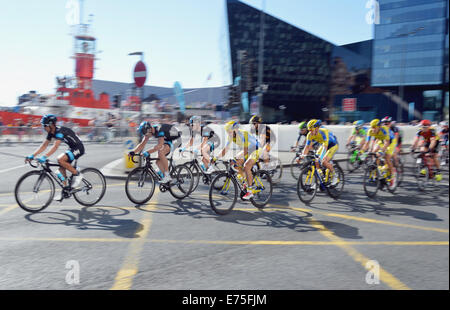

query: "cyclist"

left=215, top=120, right=259, bottom=200
left=292, top=121, right=308, bottom=151
left=300, top=119, right=339, bottom=186
left=244, top=115, right=275, bottom=198
left=25, top=114, right=85, bottom=201
left=410, top=119, right=442, bottom=181
left=361, top=119, right=397, bottom=184
left=439, top=121, right=448, bottom=166
left=179, top=115, right=219, bottom=174
left=346, top=120, right=367, bottom=149
left=129, top=121, right=181, bottom=184
left=381, top=116, right=403, bottom=166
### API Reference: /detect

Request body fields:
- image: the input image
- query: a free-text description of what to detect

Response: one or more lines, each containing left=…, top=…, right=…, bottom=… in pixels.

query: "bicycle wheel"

left=209, top=172, right=238, bottom=215
left=290, top=156, right=303, bottom=180
left=326, top=163, right=345, bottom=199
left=14, top=171, right=55, bottom=213
left=250, top=170, right=273, bottom=209
left=125, top=167, right=156, bottom=204
left=169, top=164, right=194, bottom=199
left=268, top=158, right=283, bottom=184
left=415, top=164, right=429, bottom=192
left=188, top=162, right=201, bottom=194
left=297, top=166, right=317, bottom=204
left=363, top=165, right=380, bottom=198
left=395, top=158, right=404, bottom=187
left=346, top=150, right=360, bottom=173
left=73, top=168, right=107, bottom=206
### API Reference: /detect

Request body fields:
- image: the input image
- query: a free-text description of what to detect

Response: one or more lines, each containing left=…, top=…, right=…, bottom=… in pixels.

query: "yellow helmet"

left=224, top=120, right=239, bottom=132
left=370, top=119, right=381, bottom=128
left=307, top=119, right=322, bottom=131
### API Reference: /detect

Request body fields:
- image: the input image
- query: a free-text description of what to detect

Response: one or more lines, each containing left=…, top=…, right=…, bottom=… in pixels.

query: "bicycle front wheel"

left=188, top=163, right=201, bottom=194
left=268, top=158, right=283, bottom=184
left=73, top=168, right=107, bottom=206
left=250, top=170, right=273, bottom=209
left=169, top=164, right=194, bottom=199
left=327, top=163, right=345, bottom=199
left=14, top=171, right=55, bottom=213
left=363, top=165, right=380, bottom=198
left=290, top=156, right=303, bottom=180
left=209, top=172, right=238, bottom=215
left=125, top=167, right=156, bottom=205
left=297, top=166, right=317, bottom=204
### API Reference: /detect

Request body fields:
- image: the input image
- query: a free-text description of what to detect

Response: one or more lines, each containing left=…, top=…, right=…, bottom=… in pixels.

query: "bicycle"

left=125, top=153, right=194, bottom=204
left=296, top=154, right=345, bottom=204
left=411, top=151, right=442, bottom=192
left=209, top=159, right=273, bottom=215
left=346, top=141, right=366, bottom=173
left=14, top=159, right=106, bottom=213
left=363, top=152, right=398, bottom=198
left=290, top=146, right=310, bottom=180
left=180, top=150, right=227, bottom=194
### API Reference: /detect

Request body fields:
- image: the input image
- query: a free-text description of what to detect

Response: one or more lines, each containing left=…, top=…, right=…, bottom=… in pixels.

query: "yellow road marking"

left=0, top=204, right=18, bottom=216
left=309, top=218, right=411, bottom=290
left=110, top=190, right=159, bottom=290
left=0, top=236, right=446, bottom=247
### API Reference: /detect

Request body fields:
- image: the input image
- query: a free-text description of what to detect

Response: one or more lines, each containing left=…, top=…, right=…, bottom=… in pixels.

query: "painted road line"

left=309, top=218, right=411, bottom=290
left=110, top=191, right=159, bottom=290
left=0, top=204, right=18, bottom=216
left=0, top=164, right=26, bottom=174
left=0, top=237, right=446, bottom=246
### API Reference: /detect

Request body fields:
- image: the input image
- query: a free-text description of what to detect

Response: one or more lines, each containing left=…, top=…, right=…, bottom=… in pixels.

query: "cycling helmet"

left=249, top=115, right=262, bottom=124
left=224, top=120, right=239, bottom=132
left=298, top=121, right=307, bottom=130
left=420, top=119, right=431, bottom=127
left=370, top=119, right=381, bottom=128
left=189, top=115, right=201, bottom=125
left=354, top=120, right=364, bottom=128
left=381, top=116, right=392, bottom=124
left=137, top=121, right=152, bottom=135
left=41, top=114, right=57, bottom=127
left=307, top=119, right=322, bottom=131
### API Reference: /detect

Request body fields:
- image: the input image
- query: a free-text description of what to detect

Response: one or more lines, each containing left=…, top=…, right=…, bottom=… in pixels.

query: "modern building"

left=371, top=0, right=449, bottom=121
left=225, top=0, right=376, bottom=123
left=225, top=0, right=448, bottom=123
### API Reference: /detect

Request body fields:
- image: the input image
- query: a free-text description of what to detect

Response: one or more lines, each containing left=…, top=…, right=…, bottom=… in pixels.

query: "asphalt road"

left=0, top=143, right=448, bottom=290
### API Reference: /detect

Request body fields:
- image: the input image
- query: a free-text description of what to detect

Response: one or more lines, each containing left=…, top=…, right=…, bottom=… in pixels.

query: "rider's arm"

left=146, top=137, right=165, bottom=154
left=32, top=139, right=50, bottom=157
left=44, top=139, right=62, bottom=158
left=429, top=136, right=437, bottom=151
left=132, top=135, right=149, bottom=154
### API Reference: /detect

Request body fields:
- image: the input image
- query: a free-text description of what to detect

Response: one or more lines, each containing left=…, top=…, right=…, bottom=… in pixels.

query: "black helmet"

left=41, top=114, right=57, bottom=127
left=137, top=121, right=152, bottom=135
left=249, top=115, right=262, bottom=124
left=381, top=116, right=392, bottom=124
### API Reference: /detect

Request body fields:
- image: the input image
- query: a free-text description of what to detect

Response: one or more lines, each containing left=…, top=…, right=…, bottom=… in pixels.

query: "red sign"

left=133, top=61, right=147, bottom=88
left=342, top=98, right=357, bottom=112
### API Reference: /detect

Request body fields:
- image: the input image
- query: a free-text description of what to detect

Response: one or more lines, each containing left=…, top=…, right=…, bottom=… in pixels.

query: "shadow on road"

left=24, top=205, right=144, bottom=238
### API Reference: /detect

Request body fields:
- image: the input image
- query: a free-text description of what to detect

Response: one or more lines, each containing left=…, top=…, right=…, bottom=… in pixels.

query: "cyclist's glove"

left=143, top=151, right=150, bottom=158
left=26, top=154, right=34, bottom=161
left=128, top=151, right=135, bottom=158
left=37, top=155, right=47, bottom=163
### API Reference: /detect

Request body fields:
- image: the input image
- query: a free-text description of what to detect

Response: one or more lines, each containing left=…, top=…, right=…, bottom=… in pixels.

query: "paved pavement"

left=0, top=143, right=448, bottom=290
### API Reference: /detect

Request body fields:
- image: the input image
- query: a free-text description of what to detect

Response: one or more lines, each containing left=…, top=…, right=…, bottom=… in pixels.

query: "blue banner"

left=174, top=81, right=185, bottom=113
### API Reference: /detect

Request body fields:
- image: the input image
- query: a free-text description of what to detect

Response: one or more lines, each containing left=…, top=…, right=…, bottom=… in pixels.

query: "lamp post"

left=396, top=27, right=424, bottom=122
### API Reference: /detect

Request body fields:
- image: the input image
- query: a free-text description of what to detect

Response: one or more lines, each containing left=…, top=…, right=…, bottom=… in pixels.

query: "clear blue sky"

left=0, top=0, right=373, bottom=106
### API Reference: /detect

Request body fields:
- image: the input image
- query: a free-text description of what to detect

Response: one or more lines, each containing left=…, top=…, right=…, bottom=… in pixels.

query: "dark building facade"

left=371, top=0, right=449, bottom=121
left=226, top=0, right=375, bottom=123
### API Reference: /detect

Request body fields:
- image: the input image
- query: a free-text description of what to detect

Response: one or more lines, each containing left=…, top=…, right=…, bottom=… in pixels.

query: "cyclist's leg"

left=156, top=143, right=171, bottom=176
left=245, top=149, right=260, bottom=187
left=322, top=145, right=338, bottom=177
left=386, top=139, right=397, bottom=176
left=201, top=141, right=213, bottom=168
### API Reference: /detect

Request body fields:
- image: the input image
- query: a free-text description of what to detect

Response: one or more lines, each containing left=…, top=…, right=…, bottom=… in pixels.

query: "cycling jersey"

left=306, top=128, right=338, bottom=149
left=152, top=124, right=181, bottom=153
left=352, top=127, right=368, bottom=137
left=189, top=124, right=220, bottom=151
left=46, top=126, right=85, bottom=162
left=366, top=126, right=393, bottom=143
left=225, top=129, right=258, bottom=149
left=439, top=128, right=449, bottom=143
left=390, top=125, right=403, bottom=145
left=250, top=124, right=274, bottom=146
left=416, top=128, right=439, bottom=143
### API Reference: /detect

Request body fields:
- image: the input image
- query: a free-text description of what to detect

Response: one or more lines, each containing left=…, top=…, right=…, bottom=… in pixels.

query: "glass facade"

left=226, top=0, right=333, bottom=122
left=372, top=0, right=448, bottom=86
left=226, top=0, right=373, bottom=122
